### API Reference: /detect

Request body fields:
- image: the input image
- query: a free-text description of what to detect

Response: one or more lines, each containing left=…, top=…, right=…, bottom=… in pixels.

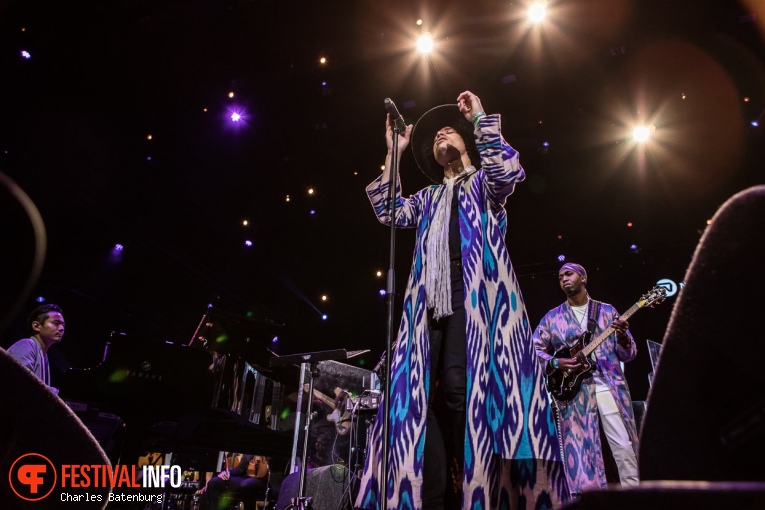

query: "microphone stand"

left=379, top=115, right=404, bottom=510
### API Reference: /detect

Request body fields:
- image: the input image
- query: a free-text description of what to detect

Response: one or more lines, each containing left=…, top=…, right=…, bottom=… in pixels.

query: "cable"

left=0, top=170, right=47, bottom=335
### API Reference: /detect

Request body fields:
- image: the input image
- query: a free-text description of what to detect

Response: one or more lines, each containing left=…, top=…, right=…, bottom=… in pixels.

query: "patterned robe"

left=356, top=115, right=565, bottom=510
left=532, top=300, right=639, bottom=494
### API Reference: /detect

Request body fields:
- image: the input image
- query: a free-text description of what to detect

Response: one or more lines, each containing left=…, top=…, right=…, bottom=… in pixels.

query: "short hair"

left=27, top=304, right=63, bottom=331
left=419, top=115, right=481, bottom=176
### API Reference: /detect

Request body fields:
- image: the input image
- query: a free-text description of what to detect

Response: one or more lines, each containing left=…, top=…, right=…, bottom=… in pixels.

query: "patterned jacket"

left=356, top=115, right=564, bottom=509
left=532, top=299, right=639, bottom=494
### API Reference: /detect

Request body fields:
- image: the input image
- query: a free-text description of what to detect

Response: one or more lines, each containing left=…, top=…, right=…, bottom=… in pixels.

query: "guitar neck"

left=312, top=389, right=336, bottom=410
left=581, top=301, right=642, bottom=357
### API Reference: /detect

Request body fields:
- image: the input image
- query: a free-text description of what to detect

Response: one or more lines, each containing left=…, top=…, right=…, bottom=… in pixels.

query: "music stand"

left=270, top=349, right=368, bottom=510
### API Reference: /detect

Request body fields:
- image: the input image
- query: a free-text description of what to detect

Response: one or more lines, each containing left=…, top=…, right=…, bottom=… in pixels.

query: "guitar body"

left=545, top=332, right=596, bottom=402
left=250, top=455, right=269, bottom=479
left=543, top=286, right=667, bottom=402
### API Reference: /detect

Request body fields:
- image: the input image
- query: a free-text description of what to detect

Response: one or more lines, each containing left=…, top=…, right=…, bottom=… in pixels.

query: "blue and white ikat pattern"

left=356, top=115, right=566, bottom=509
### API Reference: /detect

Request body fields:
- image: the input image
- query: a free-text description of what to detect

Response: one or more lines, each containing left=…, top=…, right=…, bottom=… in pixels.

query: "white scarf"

left=425, top=166, right=475, bottom=320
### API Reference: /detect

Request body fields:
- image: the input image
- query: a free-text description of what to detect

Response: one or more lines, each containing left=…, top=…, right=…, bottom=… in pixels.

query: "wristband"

left=472, top=111, right=486, bottom=125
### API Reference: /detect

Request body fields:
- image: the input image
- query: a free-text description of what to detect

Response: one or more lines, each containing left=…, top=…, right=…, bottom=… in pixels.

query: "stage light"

left=631, top=125, right=653, bottom=142
left=319, top=57, right=327, bottom=64
left=417, top=33, right=433, bottom=53
left=207, top=303, right=214, bottom=308
left=376, top=270, right=383, bottom=277
left=20, top=50, right=31, bottom=59
left=416, top=19, right=423, bottom=26
left=528, top=1, right=547, bottom=23
left=310, top=209, right=316, bottom=215
left=380, top=165, right=385, bottom=170
left=231, top=112, right=241, bottom=122
left=203, top=107, right=208, bottom=112
left=681, top=93, right=686, bottom=100
left=242, top=220, right=249, bottom=226
left=228, top=91, right=234, bottom=98
left=147, top=156, right=152, bottom=161
left=272, top=336, right=279, bottom=343
left=557, top=254, right=566, bottom=262
left=321, top=295, right=328, bottom=301
left=321, top=314, right=328, bottom=320
left=751, top=120, right=759, bottom=127
left=147, top=134, right=153, bottom=140
left=379, top=289, right=387, bottom=296
left=627, top=222, right=633, bottom=227
left=109, top=244, right=124, bottom=263
left=285, top=195, right=290, bottom=202
left=308, top=188, right=315, bottom=195
left=35, top=296, right=46, bottom=303
left=744, top=97, right=750, bottom=102
left=630, top=244, right=638, bottom=251
left=244, top=240, right=253, bottom=247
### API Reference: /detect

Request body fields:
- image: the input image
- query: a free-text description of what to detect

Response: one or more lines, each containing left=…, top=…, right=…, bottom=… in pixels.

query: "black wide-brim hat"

left=411, top=104, right=468, bottom=184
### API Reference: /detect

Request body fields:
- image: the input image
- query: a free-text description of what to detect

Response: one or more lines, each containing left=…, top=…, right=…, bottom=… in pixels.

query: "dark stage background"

left=1, top=0, right=763, bottom=403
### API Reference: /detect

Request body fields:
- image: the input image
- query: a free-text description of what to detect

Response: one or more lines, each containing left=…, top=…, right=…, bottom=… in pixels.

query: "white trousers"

left=595, top=386, right=640, bottom=486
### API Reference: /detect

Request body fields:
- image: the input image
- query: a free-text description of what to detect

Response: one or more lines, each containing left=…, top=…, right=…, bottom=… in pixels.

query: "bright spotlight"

left=631, top=124, right=654, bottom=142
left=528, top=1, right=547, bottom=23
left=417, top=33, right=433, bottom=53
left=231, top=112, right=242, bottom=122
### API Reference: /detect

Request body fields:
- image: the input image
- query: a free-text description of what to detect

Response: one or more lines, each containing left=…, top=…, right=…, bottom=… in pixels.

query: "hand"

left=456, top=91, right=485, bottom=122
left=612, top=318, right=629, bottom=336
left=218, top=469, right=230, bottom=481
left=385, top=114, right=413, bottom=153
left=195, top=486, right=207, bottom=495
left=554, top=357, right=582, bottom=372
left=612, top=317, right=631, bottom=346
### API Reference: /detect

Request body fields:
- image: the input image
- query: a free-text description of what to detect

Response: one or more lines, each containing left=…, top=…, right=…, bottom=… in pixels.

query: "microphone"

left=384, top=98, right=407, bottom=132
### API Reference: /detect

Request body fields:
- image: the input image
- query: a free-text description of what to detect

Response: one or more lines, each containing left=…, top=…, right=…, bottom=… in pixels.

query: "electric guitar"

left=545, top=286, right=666, bottom=402
left=303, top=385, right=352, bottom=435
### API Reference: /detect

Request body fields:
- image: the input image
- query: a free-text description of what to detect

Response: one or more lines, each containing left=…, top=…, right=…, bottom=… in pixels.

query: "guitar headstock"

left=638, top=286, right=667, bottom=308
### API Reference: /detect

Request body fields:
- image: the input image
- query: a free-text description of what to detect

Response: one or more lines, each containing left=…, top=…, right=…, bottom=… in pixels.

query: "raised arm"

left=456, top=91, right=525, bottom=206
left=366, top=114, right=422, bottom=228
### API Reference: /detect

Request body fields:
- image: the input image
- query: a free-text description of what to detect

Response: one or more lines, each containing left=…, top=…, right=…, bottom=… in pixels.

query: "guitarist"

left=532, top=262, right=640, bottom=498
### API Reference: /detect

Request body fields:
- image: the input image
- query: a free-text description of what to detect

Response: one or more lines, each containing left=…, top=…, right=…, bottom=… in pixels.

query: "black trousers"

left=422, top=261, right=467, bottom=510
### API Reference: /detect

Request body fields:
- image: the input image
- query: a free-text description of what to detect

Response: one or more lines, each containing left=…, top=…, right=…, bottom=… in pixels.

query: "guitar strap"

left=585, top=299, right=601, bottom=342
